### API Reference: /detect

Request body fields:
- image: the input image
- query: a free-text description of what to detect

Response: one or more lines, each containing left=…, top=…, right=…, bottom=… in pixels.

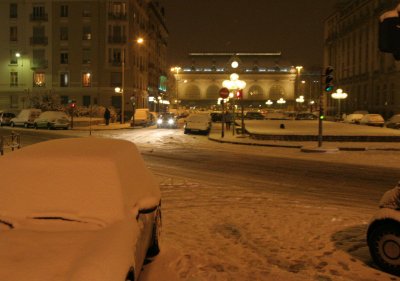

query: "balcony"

left=108, top=13, right=127, bottom=20
left=30, top=13, right=48, bottom=21
left=108, top=36, right=127, bottom=44
left=30, top=36, right=48, bottom=46
left=31, top=60, right=48, bottom=69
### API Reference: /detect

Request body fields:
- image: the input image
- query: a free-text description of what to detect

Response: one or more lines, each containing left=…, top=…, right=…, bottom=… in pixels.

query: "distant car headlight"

left=157, top=119, right=163, bottom=124
left=168, top=119, right=175, bottom=125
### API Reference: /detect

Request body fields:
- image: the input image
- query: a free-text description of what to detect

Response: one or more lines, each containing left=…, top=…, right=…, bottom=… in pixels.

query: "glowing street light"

left=331, top=88, right=348, bottom=120
left=296, top=95, right=305, bottom=111
left=277, top=98, right=286, bottom=108
left=265, top=100, right=273, bottom=106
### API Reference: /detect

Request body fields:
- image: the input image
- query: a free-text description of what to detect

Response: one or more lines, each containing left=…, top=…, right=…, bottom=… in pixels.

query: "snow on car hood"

left=379, top=184, right=400, bottom=210
left=0, top=220, right=137, bottom=281
left=0, top=138, right=161, bottom=224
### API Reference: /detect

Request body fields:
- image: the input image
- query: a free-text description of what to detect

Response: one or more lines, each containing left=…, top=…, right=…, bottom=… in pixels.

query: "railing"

left=0, top=132, right=21, bottom=156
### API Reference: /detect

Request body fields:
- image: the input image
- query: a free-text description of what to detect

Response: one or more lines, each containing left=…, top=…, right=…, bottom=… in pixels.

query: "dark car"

left=295, top=113, right=318, bottom=120
left=244, top=112, right=265, bottom=120
left=0, top=112, right=16, bottom=126
left=386, top=114, right=400, bottom=129
left=156, top=113, right=178, bottom=128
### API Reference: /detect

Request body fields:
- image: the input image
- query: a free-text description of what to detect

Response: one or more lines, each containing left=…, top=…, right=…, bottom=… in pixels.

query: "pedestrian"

left=225, top=110, right=232, bottom=131
left=104, top=107, right=111, bottom=125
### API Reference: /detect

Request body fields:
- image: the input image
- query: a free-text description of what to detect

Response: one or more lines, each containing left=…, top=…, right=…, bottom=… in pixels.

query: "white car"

left=34, top=111, right=70, bottom=130
left=184, top=113, right=211, bottom=134
left=367, top=183, right=400, bottom=276
left=0, top=138, right=161, bottom=281
left=359, top=114, right=385, bottom=127
left=343, top=113, right=364, bottom=124
left=10, top=108, right=42, bottom=128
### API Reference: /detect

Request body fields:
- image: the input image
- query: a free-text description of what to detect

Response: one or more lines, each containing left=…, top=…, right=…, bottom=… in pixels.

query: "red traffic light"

left=70, top=102, right=76, bottom=108
left=236, top=90, right=243, bottom=99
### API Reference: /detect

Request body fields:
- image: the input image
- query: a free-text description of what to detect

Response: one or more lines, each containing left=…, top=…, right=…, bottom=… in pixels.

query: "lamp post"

left=119, top=37, right=144, bottom=124
left=295, top=66, right=303, bottom=102
left=265, top=99, right=273, bottom=108
left=331, top=88, right=348, bottom=121
left=222, top=73, right=246, bottom=135
left=277, top=98, right=286, bottom=109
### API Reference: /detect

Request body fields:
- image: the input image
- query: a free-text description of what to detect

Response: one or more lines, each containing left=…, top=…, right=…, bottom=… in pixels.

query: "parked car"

left=131, top=108, right=154, bottom=127
left=0, top=111, right=16, bottom=126
left=156, top=113, right=178, bottom=128
left=10, top=108, right=41, bottom=128
left=367, top=183, right=400, bottom=276
left=343, top=113, right=364, bottom=124
left=264, top=112, right=289, bottom=120
left=34, top=111, right=70, bottom=130
left=184, top=113, right=211, bottom=134
left=0, top=138, right=161, bottom=281
left=244, top=111, right=265, bottom=120
left=359, top=114, right=385, bottom=127
left=210, top=112, right=223, bottom=122
left=295, top=113, right=318, bottom=120
left=386, top=114, right=400, bottom=129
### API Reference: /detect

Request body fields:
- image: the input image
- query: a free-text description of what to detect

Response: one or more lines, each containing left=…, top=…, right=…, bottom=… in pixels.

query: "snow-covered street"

left=1, top=126, right=400, bottom=280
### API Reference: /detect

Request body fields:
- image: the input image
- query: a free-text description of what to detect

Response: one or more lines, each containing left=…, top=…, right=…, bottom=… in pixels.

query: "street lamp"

left=120, top=37, right=144, bottom=124
left=295, top=66, right=303, bottom=100
left=265, top=100, right=273, bottom=107
left=277, top=98, right=286, bottom=109
left=170, top=66, right=182, bottom=107
left=222, top=73, right=246, bottom=135
left=296, top=95, right=305, bottom=112
left=331, top=88, right=348, bottom=120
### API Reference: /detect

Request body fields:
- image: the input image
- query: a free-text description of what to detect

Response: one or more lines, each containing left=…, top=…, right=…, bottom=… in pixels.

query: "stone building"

left=169, top=53, right=321, bottom=112
left=324, top=0, right=400, bottom=118
left=0, top=0, right=168, bottom=119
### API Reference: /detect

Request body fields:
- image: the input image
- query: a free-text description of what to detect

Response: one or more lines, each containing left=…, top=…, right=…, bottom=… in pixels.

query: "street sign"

left=219, top=87, right=230, bottom=99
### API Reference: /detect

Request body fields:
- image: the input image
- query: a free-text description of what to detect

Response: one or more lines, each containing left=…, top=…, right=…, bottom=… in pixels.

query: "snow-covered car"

left=367, top=183, right=400, bottom=276
left=184, top=113, right=211, bottom=134
left=34, top=111, right=70, bottom=130
left=359, top=114, right=385, bottom=127
left=386, top=114, right=400, bottom=129
left=157, top=113, right=178, bottom=128
left=0, top=138, right=161, bottom=281
left=10, top=108, right=41, bottom=128
left=343, top=113, right=364, bottom=124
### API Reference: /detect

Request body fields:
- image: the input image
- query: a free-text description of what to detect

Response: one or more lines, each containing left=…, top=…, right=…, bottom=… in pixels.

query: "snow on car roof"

left=186, top=113, right=210, bottom=121
left=0, top=138, right=160, bottom=225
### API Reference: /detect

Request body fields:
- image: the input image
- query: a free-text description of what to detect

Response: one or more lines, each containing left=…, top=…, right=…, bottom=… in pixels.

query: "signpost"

left=219, top=87, right=229, bottom=138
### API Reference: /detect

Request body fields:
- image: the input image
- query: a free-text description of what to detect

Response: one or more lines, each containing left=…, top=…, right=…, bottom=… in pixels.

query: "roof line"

left=188, top=52, right=282, bottom=57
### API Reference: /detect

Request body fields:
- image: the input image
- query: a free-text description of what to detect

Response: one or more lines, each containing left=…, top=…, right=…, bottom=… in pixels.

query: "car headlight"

left=168, top=119, right=174, bottom=125
left=157, top=119, right=163, bottom=124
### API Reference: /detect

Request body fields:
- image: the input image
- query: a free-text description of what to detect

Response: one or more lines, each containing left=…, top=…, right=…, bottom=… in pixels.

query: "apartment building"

left=324, top=0, right=400, bottom=118
left=0, top=0, right=168, bottom=118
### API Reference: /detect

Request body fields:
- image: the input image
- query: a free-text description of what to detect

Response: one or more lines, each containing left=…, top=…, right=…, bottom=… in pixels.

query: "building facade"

left=324, top=0, right=400, bottom=118
left=169, top=53, right=321, bottom=112
left=0, top=0, right=168, bottom=118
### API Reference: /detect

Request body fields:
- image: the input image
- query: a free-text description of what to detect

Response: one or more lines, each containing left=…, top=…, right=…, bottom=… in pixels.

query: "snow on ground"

left=140, top=176, right=400, bottom=281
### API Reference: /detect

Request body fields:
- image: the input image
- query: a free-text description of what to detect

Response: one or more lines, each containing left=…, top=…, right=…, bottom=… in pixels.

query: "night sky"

left=160, top=0, right=338, bottom=68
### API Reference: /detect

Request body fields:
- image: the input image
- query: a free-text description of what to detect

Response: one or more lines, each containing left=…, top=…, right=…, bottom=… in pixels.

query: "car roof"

left=0, top=138, right=160, bottom=224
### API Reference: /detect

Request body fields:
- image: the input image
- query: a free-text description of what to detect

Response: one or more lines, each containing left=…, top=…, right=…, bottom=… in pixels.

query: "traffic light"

left=236, top=90, right=243, bottom=99
left=69, top=99, right=76, bottom=109
left=324, top=66, right=334, bottom=92
left=379, top=7, right=400, bottom=60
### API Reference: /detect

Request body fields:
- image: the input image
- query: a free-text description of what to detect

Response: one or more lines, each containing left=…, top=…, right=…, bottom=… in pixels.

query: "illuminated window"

left=82, top=72, right=91, bottom=87
left=83, top=26, right=91, bottom=40
left=33, top=72, right=45, bottom=87
left=60, top=72, right=69, bottom=87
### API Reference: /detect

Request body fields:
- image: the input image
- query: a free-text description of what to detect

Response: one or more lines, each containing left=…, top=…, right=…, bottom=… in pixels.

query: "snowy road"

left=2, top=127, right=400, bottom=280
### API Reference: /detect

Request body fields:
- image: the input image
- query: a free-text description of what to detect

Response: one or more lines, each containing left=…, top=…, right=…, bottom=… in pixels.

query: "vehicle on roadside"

left=367, top=182, right=400, bottom=276
left=343, top=113, right=364, bottom=124
left=34, top=111, right=70, bottom=130
left=295, top=113, right=318, bottom=120
left=210, top=112, right=223, bottom=122
left=244, top=111, right=265, bottom=120
left=156, top=113, right=178, bottom=128
left=0, top=138, right=161, bottom=281
left=359, top=114, right=385, bottom=127
left=264, top=112, right=289, bottom=120
left=10, top=108, right=41, bottom=128
left=130, top=108, right=154, bottom=127
left=0, top=111, right=16, bottom=126
left=184, top=113, right=211, bottom=134
left=385, top=114, right=400, bottom=129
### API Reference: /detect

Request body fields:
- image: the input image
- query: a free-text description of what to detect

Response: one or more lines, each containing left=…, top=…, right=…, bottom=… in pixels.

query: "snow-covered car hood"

left=0, top=219, right=137, bottom=281
left=379, top=185, right=400, bottom=210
